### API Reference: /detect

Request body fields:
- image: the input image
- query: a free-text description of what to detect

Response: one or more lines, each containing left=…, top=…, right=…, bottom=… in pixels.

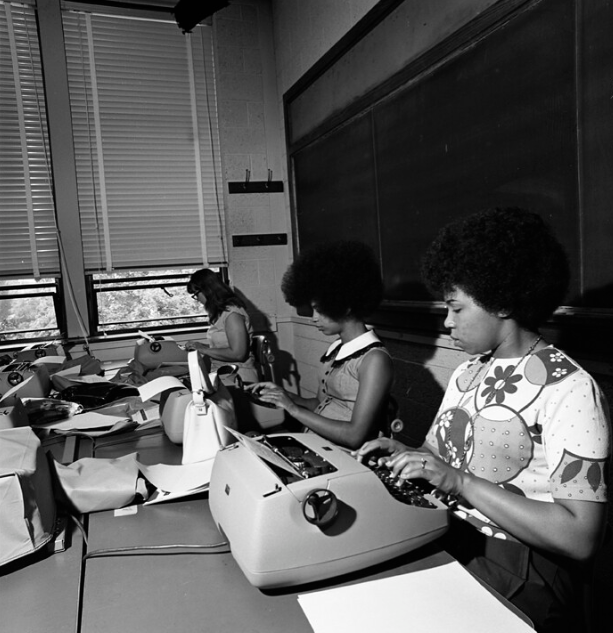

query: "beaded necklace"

left=444, top=335, right=542, bottom=467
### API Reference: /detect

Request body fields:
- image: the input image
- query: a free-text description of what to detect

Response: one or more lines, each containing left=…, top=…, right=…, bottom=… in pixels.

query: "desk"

left=0, top=428, right=531, bottom=632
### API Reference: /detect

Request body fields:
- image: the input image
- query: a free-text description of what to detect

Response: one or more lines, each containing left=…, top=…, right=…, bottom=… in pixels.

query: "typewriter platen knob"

left=8, top=371, right=23, bottom=387
left=302, top=489, right=339, bottom=528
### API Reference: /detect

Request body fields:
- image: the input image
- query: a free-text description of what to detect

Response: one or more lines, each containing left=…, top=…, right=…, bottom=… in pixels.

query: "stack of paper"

left=298, top=561, right=533, bottom=633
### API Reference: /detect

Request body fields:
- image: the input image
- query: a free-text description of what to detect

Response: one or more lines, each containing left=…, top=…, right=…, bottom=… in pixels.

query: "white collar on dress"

left=324, top=329, right=381, bottom=362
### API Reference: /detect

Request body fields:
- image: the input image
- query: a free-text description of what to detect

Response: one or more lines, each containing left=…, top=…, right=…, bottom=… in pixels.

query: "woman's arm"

left=198, top=311, right=250, bottom=363
left=247, top=382, right=320, bottom=411
left=380, top=449, right=607, bottom=561
left=255, top=349, right=394, bottom=450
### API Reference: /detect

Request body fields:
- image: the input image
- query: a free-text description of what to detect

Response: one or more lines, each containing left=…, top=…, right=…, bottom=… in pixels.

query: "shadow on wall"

left=233, top=287, right=272, bottom=333
left=233, top=286, right=300, bottom=389
left=383, top=333, right=445, bottom=449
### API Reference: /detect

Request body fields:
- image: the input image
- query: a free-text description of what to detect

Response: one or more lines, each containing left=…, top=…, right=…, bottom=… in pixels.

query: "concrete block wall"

left=213, top=0, right=293, bottom=354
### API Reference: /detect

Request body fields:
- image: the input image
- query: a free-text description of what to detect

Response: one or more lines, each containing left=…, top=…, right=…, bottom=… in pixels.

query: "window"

left=89, top=268, right=225, bottom=336
left=1, top=2, right=227, bottom=345
left=62, top=8, right=227, bottom=273
left=0, top=279, right=62, bottom=342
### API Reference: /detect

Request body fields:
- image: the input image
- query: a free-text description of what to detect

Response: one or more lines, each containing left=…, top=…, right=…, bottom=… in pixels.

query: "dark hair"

left=281, top=241, right=383, bottom=321
left=421, top=207, right=570, bottom=329
left=187, top=268, right=245, bottom=322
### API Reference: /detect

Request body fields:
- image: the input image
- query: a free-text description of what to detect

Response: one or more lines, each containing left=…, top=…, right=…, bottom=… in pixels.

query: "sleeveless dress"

left=207, top=305, right=258, bottom=383
left=312, top=330, right=391, bottom=441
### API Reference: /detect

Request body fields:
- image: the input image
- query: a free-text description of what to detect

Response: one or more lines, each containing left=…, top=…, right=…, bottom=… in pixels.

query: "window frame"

left=0, top=278, right=66, bottom=343
left=85, top=268, right=229, bottom=338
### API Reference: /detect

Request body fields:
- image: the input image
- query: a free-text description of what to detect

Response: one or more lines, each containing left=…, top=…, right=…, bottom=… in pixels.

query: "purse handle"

left=188, top=351, right=215, bottom=407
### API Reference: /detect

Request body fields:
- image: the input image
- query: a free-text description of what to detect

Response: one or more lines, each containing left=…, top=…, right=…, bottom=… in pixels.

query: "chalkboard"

left=289, top=0, right=612, bottom=309
left=293, top=112, right=380, bottom=259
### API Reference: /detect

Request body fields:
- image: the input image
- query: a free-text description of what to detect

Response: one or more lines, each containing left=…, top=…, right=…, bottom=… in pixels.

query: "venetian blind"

left=62, top=9, right=226, bottom=272
left=0, top=0, right=60, bottom=278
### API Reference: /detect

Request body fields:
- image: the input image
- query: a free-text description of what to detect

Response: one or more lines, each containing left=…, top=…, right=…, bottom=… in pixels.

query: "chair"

left=251, top=332, right=277, bottom=383
left=380, top=395, right=404, bottom=439
left=242, top=332, right=285, bottom=430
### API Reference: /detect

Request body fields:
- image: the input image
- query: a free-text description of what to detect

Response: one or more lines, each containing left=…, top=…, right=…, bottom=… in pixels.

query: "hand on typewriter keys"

left=244, top=382, right=292, bottom=411
left=354, top=438, right=465, bottom=498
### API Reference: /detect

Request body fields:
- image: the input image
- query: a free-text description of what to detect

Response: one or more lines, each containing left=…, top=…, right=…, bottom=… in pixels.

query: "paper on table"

left=297, top=561, right=533, bottom=633
left=52, top=365, right=81, bottom=377
left=31, top=410, right=130, bottom=431
left=61, top=374, right=112, bottom=384
left=138, top=375, right=185, bottom=402
left=139, top=459, right=213, bottom=505
left=138, top=330, right=175, bottom=342
left=30, top=355, right=66, bottom=365
left=138, top=459, right=214, bottom=493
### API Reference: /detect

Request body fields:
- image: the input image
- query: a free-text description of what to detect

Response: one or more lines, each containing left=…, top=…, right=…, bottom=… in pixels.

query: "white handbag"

left=181, top=351, right=237, bottom=464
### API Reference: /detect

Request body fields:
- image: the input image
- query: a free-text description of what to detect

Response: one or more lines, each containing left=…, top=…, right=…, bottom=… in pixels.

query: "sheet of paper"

left=52, top=365, right=81, bottom=377
left=61, top=374, right=113, bottom=384
left=138, top=375, right=185, bottom=402
left=227, top=428, right=301, bottom=477
left=31, top=410, right=130, bottom=431
left=52, top=419, right=139, bottom=437
left=144, top=485, right=209, bottom=505
left=30, top=355, right=66, bottom=365
left=138, top=459, right=214, bottom=493
left=297, top=561, right=533, bottom=633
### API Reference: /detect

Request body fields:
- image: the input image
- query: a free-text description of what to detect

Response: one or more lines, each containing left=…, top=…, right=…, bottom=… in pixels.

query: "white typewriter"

left=133, top=335, right=188, bottom=368
left=12, top=341, right=63, bottom=362
left=0, top=361, right=51, bottom=404
left=208, top=432, right=449, bottom=589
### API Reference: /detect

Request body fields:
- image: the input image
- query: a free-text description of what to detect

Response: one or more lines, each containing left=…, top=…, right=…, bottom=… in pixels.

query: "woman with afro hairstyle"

left=356, top=208, right=610, bottom=633
left=248, top=240, right=393, bottom=450
left=184, top=268, right=258, bottom=384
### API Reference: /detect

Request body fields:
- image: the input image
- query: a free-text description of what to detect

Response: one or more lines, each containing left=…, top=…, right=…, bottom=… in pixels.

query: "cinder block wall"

left=213, top=0, right=293, bottom=358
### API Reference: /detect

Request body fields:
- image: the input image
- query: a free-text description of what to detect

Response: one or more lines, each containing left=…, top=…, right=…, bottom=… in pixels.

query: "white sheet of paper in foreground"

left=297, top=561, right=533, bottom=633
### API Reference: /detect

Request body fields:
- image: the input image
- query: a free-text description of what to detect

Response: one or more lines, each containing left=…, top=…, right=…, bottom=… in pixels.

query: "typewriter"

left=0, top=361, right=51, bottom=404
left=133, top=335, right=188, bottom=369
left=12, top=342, right=63, bottom=362
left=208, top=432, right=449, bottom=589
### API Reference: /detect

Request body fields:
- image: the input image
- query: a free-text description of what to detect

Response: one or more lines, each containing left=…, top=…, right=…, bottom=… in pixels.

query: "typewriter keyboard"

left=371, top=465, right=438, bottom=509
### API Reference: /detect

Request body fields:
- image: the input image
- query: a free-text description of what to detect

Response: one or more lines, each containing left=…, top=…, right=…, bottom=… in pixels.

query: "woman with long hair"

left=185, top=268, right=258, bottom=384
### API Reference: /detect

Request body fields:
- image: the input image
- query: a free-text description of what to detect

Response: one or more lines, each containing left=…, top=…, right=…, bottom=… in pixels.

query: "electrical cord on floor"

left=83, top=542, right=230, bottom=560
left=69, top=512, right=89, bottom=547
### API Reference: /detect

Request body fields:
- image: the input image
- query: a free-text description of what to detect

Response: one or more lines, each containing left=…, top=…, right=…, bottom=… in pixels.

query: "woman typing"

left=355, top=208, right=610, bottom=633
left=249, top=241, right=394, bottom=450
left=185, top=268, right=258, bottom=384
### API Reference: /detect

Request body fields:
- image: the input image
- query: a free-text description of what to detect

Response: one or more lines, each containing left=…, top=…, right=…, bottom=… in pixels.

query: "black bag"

left=54, top=382, right=139, bottom=411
